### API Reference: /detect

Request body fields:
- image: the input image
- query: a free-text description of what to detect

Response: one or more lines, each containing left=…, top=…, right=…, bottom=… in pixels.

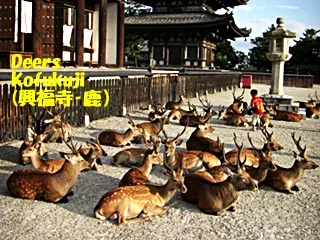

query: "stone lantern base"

left=261, top=93, right=299, bottom=112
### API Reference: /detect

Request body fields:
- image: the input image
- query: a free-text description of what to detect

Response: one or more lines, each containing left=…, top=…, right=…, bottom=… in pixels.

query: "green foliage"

left=286, top=28, right=320, bottom=75
left=125, top=0, right=151, bottom=17
left=214, top=41, right=241, bottom=69
left=125, top=35, right=145, bottom=67
left=248, top=25, right=276, bottom=71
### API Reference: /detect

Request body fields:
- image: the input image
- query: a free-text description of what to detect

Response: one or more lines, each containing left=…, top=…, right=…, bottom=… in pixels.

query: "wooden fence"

left=0, top=72, right=241, bottom=142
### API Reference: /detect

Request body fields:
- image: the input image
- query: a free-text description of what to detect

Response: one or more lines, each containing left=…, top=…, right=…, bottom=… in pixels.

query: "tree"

left=214, top=41, right=239, bottom=69
left=248, top=25, right=276, bottom=71
left=286, top=28, right=320, bottom=76
left=125, top=0, right=151, bottom=17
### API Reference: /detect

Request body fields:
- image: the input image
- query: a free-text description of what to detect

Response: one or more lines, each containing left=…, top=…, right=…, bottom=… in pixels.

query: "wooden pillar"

left=32, top=0, right=43, bottom=58
left=18, top=0, right=24, bottom=51
left=117, top=0, right=125, bottom=67
left=98, top=0, right=107, bottom=66
left=76, top=0, right=85, bottom=66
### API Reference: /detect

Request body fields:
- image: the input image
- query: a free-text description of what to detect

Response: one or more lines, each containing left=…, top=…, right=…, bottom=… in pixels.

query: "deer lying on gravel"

left=60, top=138, right=108, bottom=170
left=306, top=92, right=320, bottom=119
left=186, top=124, right=224, bottom=159
left=227, top=88, right=247, bottom=115
left=19, top=127, right=51, bottom=165
left=94, top=159, right=187, bottom=225
left=148, top=104, right=167, bottom=121
left=118, top=135, right=163, bottom=187
left=218, top=106, right=249, bottom=127
left=162, top=125, right=220, bottom=173
left=270, top=103, right=302, bottom=122
left=261, top=133, right=319, bottom=193
left=43, top=106, right=72, bottom=143
left=167, top=101, right=198, bottom=123
left=182, top=141, right=258, bottom=215
left=165, top=95, right=187, bottom=110
left=179, top=95, right=214, bottom=127
left=7, top=135, right=90, bottom=203
left=260, top=106, right=274, bottom=129
left=98, top=115, right=141, bottom=147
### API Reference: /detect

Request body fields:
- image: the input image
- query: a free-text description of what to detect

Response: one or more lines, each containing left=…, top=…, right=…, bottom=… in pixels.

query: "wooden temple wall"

left=0, top=73, right=240, bottom=142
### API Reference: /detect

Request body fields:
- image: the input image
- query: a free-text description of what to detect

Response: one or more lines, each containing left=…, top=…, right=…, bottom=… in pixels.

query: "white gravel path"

left=0, top=84, right=319, bottom=240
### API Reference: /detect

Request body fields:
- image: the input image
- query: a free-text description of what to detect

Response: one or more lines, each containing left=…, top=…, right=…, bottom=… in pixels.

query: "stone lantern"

left=262, top=18, right=296, bottom=106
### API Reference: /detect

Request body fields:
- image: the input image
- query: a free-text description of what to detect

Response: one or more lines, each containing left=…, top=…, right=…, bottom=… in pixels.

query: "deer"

left=261, top=132, right=319, bottom=193
left=243, top=133, right=277, bottom=183
left=226, top=88, right=247, bottom=115
left=6, top=134, right=90, bottom=203
left=179, top=94, right=214, bottom=127
left=42, top=105, right=72, bottom=143
left=94, top=158, right=187, bottom=225
left=181, top=141, right=258, bottom=216
left=217, top=106, right=249, bottom=127
left=148, top=104, right=167, bottom=121
left=118, top=134, right=163, bottom=187
left=270, top=103, right=302, bottom=122
left=306, top=91, right=320, bottom=119
left=260, top=106, right=274, bottom=129
left=167, top=101, right=198, bottom=123
left=294, top=92, right=317, bottom=108
left=98, top=115, right=141, bottom=147
left=162, top=124, right=220, bottom=174
left=19, top=126, right=52, bottom=165
left=186, top=124, right=224, bottom=159
left=112, top=140, right=161, bottom=167
left=165, top=95, right=187, bottom=110
left=59, top=138, right=108, bottom=170
left=28, top=104, right=46, bottom=135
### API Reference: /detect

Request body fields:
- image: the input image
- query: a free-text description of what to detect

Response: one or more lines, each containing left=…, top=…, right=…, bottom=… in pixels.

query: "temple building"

left=0, top=0, right=125, bottom=68
left=125, top=0, right=251, bottom=68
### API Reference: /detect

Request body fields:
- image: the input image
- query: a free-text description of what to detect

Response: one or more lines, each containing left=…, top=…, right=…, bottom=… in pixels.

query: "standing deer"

left=7, top=135, right=90, bottom=203
left=261, top=133, right=319, bottom=193
left=270, top=103, right=302, bottom=122
left=162, top=125, right=220, bottom=173
left=186, top=124, right=224, bottom=159
left=118, top=135, right=163, bottom=187
left=94, top=159, right=187, bottom=225
left=182, top=141, right=258, bottom=215
left=165, top=95, right=187, bottom=110
left=98, top=115, right=141, bottom=147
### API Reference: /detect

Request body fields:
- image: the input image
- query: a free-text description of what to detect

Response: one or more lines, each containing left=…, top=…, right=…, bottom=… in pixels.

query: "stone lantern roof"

left=267, top=18, right=296, bottom=39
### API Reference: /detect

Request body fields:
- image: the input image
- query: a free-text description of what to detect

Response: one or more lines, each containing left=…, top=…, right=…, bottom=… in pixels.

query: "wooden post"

left=32, top=0, right=43, bottom=58
left=99, top=0, right=107, bottom=66
left=18, top=0, right=24, bottom=51
left=117, top=0, right=125, bottom=67
left=76, top=0, right=85, bottom=66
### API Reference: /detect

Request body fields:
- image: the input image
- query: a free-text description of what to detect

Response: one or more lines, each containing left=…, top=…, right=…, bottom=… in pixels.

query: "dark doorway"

left=169, top=46, right=181, bottom=65
left=24, top=34, right=33, bottom=52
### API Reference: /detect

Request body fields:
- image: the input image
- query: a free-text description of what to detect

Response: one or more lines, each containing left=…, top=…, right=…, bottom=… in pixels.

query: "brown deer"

left=306, top=91, right=320, bottom=119
left=60, top=138, right=108, bottom=170
left=270, top=103, right=302, bottom=122
left=218, top=106, right=249, bottom=127
left=148, top=104, right=167, bottom=121
left=260, top=127, right=283, bottom=151
left=182, top=142, right=258, bottom=215
left=112, top=138, right=162, bottom=167
left=186, top=124, right=224, bottom=159
left=6, top=135, right=90, bottom=203
left=179, top=94, right=214, bottom=127
left=43, top=106, right=72, bottom=143
left=19, top=127, right=52, bottom=165
left=98, top=115, right=141, bottom=147
left=165, top=95, right=187, bottom=110
left=118, top=135, right=163, bottom=187
left=260, top=106, right=274, bottom=129
left=244, top=133, right=277, bottom=183
left=226, top=88, right=246, bottom=115
left=94, top=159, right=187, bottom=225
left=162, top=125, right=220, bottom=173
left=261, top=133, right=319, bottom=193
left=167, top=101, right=198, bottom=123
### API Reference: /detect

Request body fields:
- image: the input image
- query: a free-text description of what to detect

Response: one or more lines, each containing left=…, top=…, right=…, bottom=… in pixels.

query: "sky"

left=216, top=0, right=320, bottom=54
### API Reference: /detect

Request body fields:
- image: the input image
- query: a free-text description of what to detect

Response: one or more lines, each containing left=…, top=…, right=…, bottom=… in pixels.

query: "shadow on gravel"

left=0, top=172, right=12, bottom=197
left=0, top=145, right=20, bottom=163
left=56, top=170, right=119, bottom=218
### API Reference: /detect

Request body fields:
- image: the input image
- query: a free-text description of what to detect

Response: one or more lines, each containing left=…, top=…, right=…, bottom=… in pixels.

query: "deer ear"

left=175, top=139, right=183, bottom=146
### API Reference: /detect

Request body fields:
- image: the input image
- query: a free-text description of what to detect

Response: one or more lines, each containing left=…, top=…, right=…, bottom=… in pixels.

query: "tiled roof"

left=125, top=12, right=230, bottom=25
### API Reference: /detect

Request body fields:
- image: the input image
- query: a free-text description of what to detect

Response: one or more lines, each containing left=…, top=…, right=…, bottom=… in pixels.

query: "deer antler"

left=61, top=125, right=78, bottom=154
left=291, top=132, right=307, bottom=159
left=173, top=124, right=187, bottom=142
left=315, top=91, right=319, bottom=103
left=247, top=133, right=260, bottom=152
left=260, top=126, right=273, bottom=141
left=126, top=114, right=136, bottom=127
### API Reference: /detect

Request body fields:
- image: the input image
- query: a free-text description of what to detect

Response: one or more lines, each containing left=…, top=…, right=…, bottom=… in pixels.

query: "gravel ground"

left=0, top=84, right=319, bottom=240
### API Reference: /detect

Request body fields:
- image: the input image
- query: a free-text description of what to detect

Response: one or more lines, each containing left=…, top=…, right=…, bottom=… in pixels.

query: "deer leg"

left=142, top=204, right=167, bottom=217
left=291, top=185, right=301, bottom=191
left=119, top=216, right=152, bottom=225
left=96, top=158, right=102, bottom=165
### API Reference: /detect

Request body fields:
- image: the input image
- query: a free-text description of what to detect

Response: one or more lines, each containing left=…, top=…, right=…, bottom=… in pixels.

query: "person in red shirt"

left=250, top=89, right=264, bottom=131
